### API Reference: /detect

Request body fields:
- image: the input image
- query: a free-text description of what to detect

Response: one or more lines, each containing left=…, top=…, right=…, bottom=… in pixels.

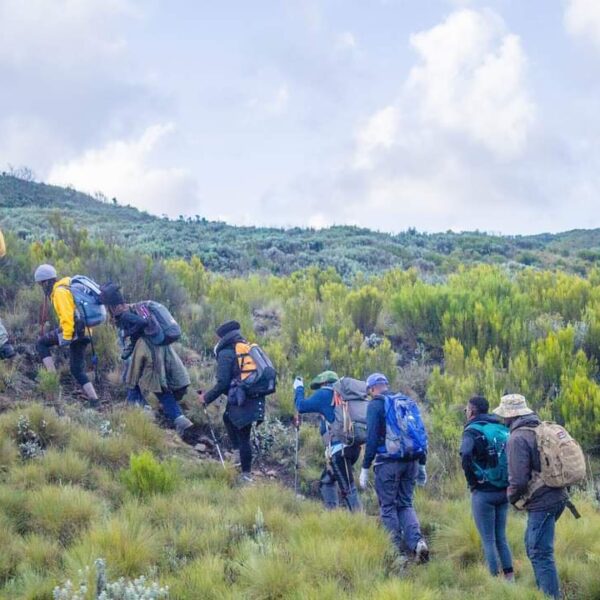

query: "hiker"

left=0, top=228, right=16, bottom=360
left=493, top=394, right=578, bottom=599
left=293, top=370, right=362, bottom=511
left=99, top=283, right=202, bottom=445
left=359, top=373, right=429, bottom=562
left=460, top=395, right=514, bottom=580
left=34, top=264, right=102, bottom=405
left=198, top=320, right=267, bottom=484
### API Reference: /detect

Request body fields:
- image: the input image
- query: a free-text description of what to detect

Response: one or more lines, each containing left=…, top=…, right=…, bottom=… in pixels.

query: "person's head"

left=366, top=372, right=389, bottom=397
left=215, top=320, right=241, bottom=339
left=492, top=393, right=533, bottom=425
left=99, top=283, right=128, bottom=317
left=309, top=370, right=339, bottom=390
left=465, top=395, right=489, bottom=421
left=34, top=264, right=58, bottom=297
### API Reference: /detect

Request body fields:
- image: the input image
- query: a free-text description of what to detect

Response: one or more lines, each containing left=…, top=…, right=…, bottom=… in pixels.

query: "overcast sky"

left=2, top=0, right=600, bottom=234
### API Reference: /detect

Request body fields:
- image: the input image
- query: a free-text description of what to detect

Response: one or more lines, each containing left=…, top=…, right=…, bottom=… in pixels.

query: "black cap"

left=99, top=283, right=125, bottom=306
left=216, top=320, right=241, bottom=337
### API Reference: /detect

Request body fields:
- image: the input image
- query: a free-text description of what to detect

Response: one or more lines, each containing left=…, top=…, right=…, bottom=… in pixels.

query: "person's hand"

left=57, top=331, right=71, bottom=347
left=197, top=391, right=206, bottom=406
left=416, top=465, right=427, bottom=487
left=359, top=467, right=369, bottom=490
left=292, top=413, right=302, bottom=428
left=293, top=376, right=304, bottom=390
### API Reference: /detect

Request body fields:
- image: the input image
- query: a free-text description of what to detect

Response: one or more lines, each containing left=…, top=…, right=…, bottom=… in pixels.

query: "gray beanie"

left=34, top=264, right=57, bottom=283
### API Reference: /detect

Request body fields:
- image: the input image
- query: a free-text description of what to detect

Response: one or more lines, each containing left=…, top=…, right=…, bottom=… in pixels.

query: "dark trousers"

left=471, top=489, right=513, bottom=575
left=525, top=502, right=565, bottom=599
left=223, top=412, right=253, bottom=473
left=320, top=443, right=362, bottom=511
left=36, top=329, right=90, bottom=386
left=374, top=460, right=423, bottom=553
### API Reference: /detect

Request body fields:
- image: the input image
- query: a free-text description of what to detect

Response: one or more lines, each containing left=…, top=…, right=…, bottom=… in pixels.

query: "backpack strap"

left=511, top=425, right=545, bottom=509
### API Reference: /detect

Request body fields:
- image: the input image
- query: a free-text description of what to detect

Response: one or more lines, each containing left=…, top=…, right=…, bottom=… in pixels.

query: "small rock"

left=194, top=443, right=208, bottom=453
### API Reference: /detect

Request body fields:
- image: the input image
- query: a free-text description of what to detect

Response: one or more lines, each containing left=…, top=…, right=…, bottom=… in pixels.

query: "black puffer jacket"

left=204, top=330, right=265, bottom=429
left=507, top=413, right=568, bottom=511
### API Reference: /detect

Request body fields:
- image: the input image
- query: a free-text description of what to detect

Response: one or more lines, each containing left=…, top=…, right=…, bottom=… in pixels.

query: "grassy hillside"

left=2, top=176, right=600, bottom=598
left=2, top=174, right=600, bottom=277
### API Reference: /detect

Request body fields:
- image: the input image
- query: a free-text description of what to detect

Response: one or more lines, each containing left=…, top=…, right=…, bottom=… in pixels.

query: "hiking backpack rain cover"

left=465, top=422, right=509, bottom=488
left=235, top=342, right=277, bottom=398
left=329, top=377, right=369, bottom=445
left=381, top=394, right=428, bottom=460
left=67, top=275, right=107, bottom=328
left=134, top=301, right=182, bottom=346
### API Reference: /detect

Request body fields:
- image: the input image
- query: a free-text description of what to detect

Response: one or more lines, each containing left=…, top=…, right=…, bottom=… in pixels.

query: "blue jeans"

left=155, top=391, right=183, bottom=421
left=471, top=490, right=513, bottom=575
left=374, top=460, right=423, bottom=553
left=525, top=502, right=565, bottom=599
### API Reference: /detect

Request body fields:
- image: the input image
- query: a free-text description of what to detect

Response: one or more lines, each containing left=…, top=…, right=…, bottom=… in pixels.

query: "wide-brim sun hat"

left=493, top=394, right=534, bottom=418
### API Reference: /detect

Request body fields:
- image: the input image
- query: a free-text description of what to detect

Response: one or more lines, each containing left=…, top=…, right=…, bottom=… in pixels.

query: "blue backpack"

left=66, top=275, right=107, bottom=328
left=465, top=421, right=509, bottom=488
left=380, top=394, right=428, bottom=460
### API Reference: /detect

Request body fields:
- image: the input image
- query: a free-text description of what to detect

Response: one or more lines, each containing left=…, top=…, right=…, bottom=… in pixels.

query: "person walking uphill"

left=359, top=373, right=429, bottom=563
left=198, top=321, right=267, bottom=485
left=293, top=371, right=362, bottom=511
left=460, top=395, right=513, bottom=580
left=0, top=229, right=16, bottom=360
left=99, top=283, right=202, bottom=446
left=493, top=394, right=576, bottom=599
left=35, top=264, right=103, bottom=406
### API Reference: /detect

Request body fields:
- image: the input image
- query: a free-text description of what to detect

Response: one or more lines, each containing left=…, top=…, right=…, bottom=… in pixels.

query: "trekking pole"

left=202, top=405, right=226, bottom=469
left=293, top=413, right=301, bottom=495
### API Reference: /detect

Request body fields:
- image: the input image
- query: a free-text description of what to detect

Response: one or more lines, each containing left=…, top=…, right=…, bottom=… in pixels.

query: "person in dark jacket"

left=460, top=395, right=514, bottom=579
left=494, top=394, right=568, bottom=600
left=198, top=320, right=265, bottom=484
left=100, top=283, right=202, bottom=446
left=293, top=370, right=362, bottom=511
left=359, top=373, right=429, bottom=563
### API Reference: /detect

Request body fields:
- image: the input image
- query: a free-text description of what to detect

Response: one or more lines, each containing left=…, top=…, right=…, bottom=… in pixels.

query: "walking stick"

left=203, top=405, right=226, bottom=469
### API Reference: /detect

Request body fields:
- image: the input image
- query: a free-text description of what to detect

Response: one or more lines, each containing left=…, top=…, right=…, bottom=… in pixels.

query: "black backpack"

left=133, top=301, right=182, bottom=346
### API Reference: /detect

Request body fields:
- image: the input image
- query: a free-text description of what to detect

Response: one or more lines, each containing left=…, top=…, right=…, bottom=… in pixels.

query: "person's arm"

left=204, top=349, right=235, bottom=404
left=507, top=432, right=533, bottom=505
left=52, top=286, right=76, bottom=341
left=0, top=229, right=6, bottom=258
left=460, top=430, right=479, bottom=490
left=362, top=399, right=383, bottom=469
left=295, top=387, right=331, bottom=417
left=118, top=311, right=147, bottom=338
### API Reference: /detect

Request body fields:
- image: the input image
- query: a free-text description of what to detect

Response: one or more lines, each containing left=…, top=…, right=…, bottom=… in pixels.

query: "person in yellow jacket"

left=34, top=264, right=99, bottom=405
left=0, top=229, right=16, bottom=360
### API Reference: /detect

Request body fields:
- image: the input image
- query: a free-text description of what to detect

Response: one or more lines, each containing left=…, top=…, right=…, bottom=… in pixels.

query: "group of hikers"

left=0, top=227, right=587, bottom=599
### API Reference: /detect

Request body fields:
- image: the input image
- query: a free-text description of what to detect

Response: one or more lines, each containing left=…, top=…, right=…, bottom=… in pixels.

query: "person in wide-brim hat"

left=492, top=394, right=534, bottom=419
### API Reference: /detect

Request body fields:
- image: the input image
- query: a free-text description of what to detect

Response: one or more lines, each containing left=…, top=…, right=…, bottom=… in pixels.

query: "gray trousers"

left=0, top=318, right=8, bottom=347
left=374, top=460, right=423, bottom=553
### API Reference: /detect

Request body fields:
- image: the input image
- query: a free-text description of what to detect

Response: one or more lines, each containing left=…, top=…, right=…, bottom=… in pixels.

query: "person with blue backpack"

left=359, top=373, right=429, bottom=563
left=35, top=264, right=105, bottom=406
left=460, top=395, right=514, bottom=580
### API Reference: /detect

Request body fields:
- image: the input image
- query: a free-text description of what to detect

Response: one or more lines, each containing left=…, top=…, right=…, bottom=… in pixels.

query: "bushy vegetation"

left=2, top=189, right=600, bottom=598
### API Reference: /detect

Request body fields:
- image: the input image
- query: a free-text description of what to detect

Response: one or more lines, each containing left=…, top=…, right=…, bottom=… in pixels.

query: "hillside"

left=2, top=174, right=599, bottom=277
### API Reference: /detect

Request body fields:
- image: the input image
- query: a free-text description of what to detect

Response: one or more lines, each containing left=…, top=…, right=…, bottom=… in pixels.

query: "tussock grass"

left=165, top=556, right=231, bottom=600
left=0, top=438, right=18, bottom=471
left=18, top=533, right=63, bottom=572
left=40, top=448, right=91, bottom=486
left=0, top=403, right=71, bottom=449
left=71, top=427, right=137, bottom=469
left=25, top=485, right=102, bottom=544
left=111, top=408, right=166, bottom=452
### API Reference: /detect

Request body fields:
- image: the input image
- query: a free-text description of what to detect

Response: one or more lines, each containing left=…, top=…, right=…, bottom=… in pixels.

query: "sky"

left=2, top=0, right=600, bottom=234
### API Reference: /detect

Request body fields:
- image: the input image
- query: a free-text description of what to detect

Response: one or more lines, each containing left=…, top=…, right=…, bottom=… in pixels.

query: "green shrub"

left=121, top=451, right=179, bottom=498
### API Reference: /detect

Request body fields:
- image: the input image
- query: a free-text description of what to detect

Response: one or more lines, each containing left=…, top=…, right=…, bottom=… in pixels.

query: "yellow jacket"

left=51, top=277, right=77, bottom=341
left=0, top=229, right=5, bottom=258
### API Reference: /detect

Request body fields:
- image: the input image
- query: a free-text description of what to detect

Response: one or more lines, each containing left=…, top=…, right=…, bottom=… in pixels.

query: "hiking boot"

left=181, top=423, right=203, bottom=446
left=238, top=473, right=254, bottom=486
left=0, top=343, right=15, bottom=360
left=231, top=449, right=241, bottom=466
left=415, top=539, right=429, bottom=564
left=503, top=571, right=515, bottom=583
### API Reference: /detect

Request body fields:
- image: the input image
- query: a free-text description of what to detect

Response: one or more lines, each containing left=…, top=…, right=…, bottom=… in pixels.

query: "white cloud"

left=0, top=0, right=138, bottom=69
left=47, top=124, right=198, bottom=217
left=354, top=106, right=400, bottom=168
left=335, top=31, right=357, bottom=52
left=407, top=9, right=534, bottom=158
left=565, top=0, right=600, bottom=47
